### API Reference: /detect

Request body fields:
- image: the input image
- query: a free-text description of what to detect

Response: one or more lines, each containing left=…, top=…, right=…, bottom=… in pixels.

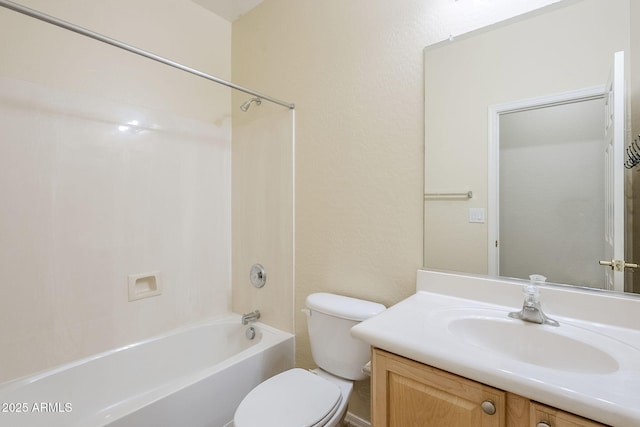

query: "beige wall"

left=232, top=0, right=562, bottom=420
left=0, top=0, right=232, bottom=382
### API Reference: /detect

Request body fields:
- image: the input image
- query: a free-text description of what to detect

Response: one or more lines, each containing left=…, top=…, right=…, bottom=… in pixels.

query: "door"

left=601, top=51, right=626, bottom=292
left=488, top=89, right=607, bottom=286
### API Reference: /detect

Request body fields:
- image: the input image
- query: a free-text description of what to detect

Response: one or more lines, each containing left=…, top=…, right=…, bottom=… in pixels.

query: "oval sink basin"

left=448, top=315, right=619, bottom=374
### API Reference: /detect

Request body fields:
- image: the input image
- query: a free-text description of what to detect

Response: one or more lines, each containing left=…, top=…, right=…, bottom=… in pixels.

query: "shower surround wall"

left=231, top=100, right=295, bottom=334
left=0, top=0, right=232, bottom=383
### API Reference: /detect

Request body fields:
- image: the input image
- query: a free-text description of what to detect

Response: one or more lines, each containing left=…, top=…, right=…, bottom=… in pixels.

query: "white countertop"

left=351, top=270, right=640, bottom=426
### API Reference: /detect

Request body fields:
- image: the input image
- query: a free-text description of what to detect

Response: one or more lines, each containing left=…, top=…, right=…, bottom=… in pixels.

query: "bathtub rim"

left=0, top=312, right=294, bottom=393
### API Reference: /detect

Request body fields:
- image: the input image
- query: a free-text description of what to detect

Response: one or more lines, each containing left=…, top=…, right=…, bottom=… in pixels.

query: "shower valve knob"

left=250, top=264, right=266, bottom=288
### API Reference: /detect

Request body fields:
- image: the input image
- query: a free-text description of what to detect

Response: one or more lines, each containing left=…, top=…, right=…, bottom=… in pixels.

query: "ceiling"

left=192, top=0, right=264, bottom=22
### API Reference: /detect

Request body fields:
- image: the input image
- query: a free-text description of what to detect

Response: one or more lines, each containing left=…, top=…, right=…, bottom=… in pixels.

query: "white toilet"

left=233, top=292, right=385, bottom=427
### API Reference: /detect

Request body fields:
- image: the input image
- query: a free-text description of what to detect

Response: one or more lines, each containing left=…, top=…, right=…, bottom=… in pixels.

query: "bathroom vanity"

left=351, top=270, right=640, bottom=427
left=372, top=348, right=605, bottom=426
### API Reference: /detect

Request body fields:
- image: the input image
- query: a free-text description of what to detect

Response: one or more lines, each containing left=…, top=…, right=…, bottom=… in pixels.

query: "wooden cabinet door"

left=531, top=402, right=609, bottom=427
left=372, top=348, right=505, bottom=427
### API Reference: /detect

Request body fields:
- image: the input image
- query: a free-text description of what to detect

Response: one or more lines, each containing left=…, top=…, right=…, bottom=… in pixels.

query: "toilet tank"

left=305, top=293, right=385, bottom=381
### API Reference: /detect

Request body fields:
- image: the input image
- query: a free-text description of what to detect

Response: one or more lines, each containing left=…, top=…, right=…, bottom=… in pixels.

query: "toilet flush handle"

left=362, top=361, right=372, bottom=376
left=301, top=308, right=311, bottom=317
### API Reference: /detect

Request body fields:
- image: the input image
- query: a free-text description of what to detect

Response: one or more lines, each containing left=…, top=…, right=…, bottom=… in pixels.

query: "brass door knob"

left=599, top=259, right=638, bottom=271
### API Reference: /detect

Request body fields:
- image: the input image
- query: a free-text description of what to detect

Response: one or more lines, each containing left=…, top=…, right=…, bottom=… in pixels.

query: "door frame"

left=487, top=86, right=606, bottom=276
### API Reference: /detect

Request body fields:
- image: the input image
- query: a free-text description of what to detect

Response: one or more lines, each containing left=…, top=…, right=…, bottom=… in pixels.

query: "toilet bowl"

left=233, top=293, right=385, bottom=427
left=234, top=368, right=352, bottom=427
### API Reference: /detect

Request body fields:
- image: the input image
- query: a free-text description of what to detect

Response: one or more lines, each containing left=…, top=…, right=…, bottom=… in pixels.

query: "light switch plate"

left=469, top=208, right=485, bottom=223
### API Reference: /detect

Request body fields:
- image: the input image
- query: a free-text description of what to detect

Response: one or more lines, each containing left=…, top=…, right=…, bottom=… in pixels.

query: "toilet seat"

left=234, top=368, right=342, bottom=427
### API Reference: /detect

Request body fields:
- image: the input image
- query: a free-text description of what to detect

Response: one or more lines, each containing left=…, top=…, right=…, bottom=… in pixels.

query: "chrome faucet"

left=241, top=310, right=260, bottom=325
left=508, top=275, right=559, bottom=327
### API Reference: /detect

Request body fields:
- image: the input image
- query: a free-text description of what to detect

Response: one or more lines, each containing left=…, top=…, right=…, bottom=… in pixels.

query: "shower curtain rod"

left=0, top=0, right=295, bottom=110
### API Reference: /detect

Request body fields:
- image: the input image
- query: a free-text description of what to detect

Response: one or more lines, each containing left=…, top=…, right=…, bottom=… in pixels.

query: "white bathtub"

left=0, top=314, right=294, bottom=427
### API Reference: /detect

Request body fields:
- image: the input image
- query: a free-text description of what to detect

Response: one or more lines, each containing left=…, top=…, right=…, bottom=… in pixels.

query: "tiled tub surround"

left=351, top=269, right=640, bottom=426
left=0, top=76, right=233, bottom=383
left=0, top=315, right=294, bottom=426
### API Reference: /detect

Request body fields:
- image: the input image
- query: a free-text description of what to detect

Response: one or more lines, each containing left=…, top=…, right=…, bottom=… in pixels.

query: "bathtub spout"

left=241, top=310, right=260, bottom=325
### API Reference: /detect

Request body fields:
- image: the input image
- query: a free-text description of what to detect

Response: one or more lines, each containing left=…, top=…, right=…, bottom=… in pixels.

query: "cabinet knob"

left=537, top=422, right=551, bottom=427
left=480, top=400, right=496, bottom=415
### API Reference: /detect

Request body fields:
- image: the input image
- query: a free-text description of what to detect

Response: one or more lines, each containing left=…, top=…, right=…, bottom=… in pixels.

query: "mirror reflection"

left=423, top=0, right=640, bottom=293
left=498, top=96, right=607, bottom=288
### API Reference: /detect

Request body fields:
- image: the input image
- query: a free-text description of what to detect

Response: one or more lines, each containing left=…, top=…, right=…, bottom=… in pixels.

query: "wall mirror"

left=423, top=0, right=640, bottom=294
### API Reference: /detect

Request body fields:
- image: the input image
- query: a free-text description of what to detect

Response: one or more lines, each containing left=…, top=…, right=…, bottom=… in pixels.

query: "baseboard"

left=344, top=412, right=371, bottom=427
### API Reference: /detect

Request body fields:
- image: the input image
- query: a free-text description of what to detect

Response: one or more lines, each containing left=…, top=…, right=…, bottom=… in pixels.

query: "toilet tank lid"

left=306, top=293, right=385, bottom=321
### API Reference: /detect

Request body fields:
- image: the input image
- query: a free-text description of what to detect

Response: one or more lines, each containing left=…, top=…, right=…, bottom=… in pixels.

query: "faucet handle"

left=524, top=284, right=540, bottom=302
left=529, top=274, right=547, bottom=283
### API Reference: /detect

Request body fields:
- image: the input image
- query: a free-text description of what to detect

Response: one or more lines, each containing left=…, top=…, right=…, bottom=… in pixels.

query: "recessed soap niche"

left=128, top=271, right=162, bottom=301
